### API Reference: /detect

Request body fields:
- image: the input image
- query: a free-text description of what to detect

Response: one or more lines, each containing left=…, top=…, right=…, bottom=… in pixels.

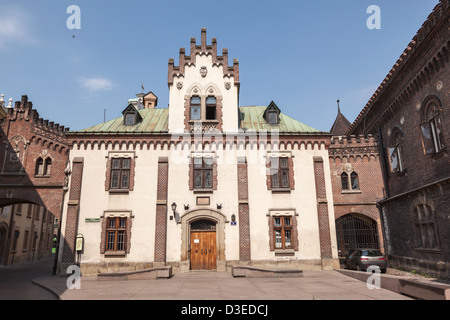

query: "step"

left=97, top=266, right=172, bottom=281
left=231, top=265, right=303, bottom=278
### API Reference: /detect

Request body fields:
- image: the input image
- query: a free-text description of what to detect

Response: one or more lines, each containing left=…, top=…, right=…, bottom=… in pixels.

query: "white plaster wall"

left=61, top=139, right=337, bottom=268
left=245, top=143, right=338, bottom=262
left=65, top=143, right=167, bottom=265
left=165, top=143, right=240, bottom=263
left=168, top=54, right=239, bottom=133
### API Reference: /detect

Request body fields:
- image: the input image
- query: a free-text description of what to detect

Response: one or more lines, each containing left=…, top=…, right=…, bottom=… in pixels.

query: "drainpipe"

left=376, top=126, right=390, bottom=262
left=377, top=126, right=390, bottom=199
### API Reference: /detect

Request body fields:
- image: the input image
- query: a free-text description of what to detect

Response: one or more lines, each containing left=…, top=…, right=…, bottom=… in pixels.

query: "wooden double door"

left=190, top=220, right=217, bottom=270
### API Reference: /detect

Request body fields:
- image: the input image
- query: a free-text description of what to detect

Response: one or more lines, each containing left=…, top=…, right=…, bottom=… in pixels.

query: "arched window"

left=413, top=203, right=439, bottom=250
left=341, top=172, right=359, bottom=191
left=389, top=129, right=405, bottom=173
left=351, top=172, right=359, bottom=190
left=206, top=96, right=216, bottom=120
left=35, top=158, right=44, bottom=176
left=341, top=172, right=349, bottom=190
left=421, top=95, right=446, bottom=154
left=44, top=158, right=52, bottom=175
left=190, top=96, right=201, bottom=120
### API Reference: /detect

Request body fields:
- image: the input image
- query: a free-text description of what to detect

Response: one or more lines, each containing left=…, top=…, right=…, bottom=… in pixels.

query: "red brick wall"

left=328, top=135, right=385, bottom=252
left=313, top=156, right=333, bottom=259
left=62, top=157, right=83, bottom=264
left=154, top=157, right=168, bottom=263
left=0, top=95, right=69, bottom=218
left=237, top=157, right=251, bottom=261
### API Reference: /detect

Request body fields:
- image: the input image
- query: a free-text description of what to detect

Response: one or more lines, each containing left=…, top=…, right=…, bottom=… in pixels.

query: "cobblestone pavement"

left=0, top=258, right=57, bottom=300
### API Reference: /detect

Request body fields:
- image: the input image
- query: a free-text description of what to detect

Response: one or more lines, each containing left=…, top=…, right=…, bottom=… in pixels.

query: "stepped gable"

left=4, top=95, right=69, bottom=136
left=168, top=28, right=240, bottom=87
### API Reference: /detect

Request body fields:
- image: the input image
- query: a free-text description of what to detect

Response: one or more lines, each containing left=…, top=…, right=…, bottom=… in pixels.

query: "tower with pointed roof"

left=330, top=99, right=352, bottom=136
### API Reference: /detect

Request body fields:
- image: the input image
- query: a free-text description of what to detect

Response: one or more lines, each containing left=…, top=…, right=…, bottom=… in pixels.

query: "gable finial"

left=337, top=98, right=341, bottom=113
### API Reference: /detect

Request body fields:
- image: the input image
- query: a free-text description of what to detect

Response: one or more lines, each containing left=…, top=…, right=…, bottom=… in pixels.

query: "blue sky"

left=0, top=0, right=439, bottom=131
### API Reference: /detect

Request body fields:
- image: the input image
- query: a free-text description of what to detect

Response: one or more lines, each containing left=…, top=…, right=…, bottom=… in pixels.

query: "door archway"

left=180, top=209, right=226, bottom=271
left=190, top=220, right=217, bottom=270
left=336, top=213, right=379, bottom=256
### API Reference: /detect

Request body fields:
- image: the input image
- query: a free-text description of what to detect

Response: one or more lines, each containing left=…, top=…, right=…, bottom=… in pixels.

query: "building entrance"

left=336, top=213, right=379, bottom=256
left=190, top=220, right=217, bottom=270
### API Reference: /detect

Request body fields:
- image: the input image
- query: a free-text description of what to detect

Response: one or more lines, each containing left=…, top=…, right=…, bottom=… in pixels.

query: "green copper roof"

left=78, top=108, right=169, bottom=133
left=239, top=106, right=320, bottom=133
left=75, top=105, right=320, bottom=134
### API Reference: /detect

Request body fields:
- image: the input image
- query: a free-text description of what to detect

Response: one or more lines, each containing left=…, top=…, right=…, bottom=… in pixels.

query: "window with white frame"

left=389, top=129, right=405, bottom=173
left=421, top=96, right=446, bottom=155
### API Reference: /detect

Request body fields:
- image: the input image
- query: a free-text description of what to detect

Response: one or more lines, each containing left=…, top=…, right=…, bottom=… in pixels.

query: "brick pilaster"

left=62, top=157, right=84, bottom=264
left=313, top=156, right=333, bottom=260
left=154, top=157, right=168, bottom=263
left=237, top=156, right=251, bottom=261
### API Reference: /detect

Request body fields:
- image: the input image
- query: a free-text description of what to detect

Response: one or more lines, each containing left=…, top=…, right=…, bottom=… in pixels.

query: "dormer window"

left=125, top=113, right=136, bottom=125
left=268, top=111, right=279, bottom=125
left=264, top=101, right=281, bottom=125
left=122, top=104, right=142, bottom=126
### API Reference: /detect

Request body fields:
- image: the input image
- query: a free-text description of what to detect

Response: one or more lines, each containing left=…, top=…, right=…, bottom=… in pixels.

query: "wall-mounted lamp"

left=217, top=204, right=222, bottom=210
left=184, top=204, right=190, bottom=210
left=171, top=202, right=177, bottom=214
left=171, top=202, right=181, bottom=224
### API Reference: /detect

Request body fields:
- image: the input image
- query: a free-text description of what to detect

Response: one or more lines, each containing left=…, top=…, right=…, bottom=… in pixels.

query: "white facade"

left=58, top=29, right=339, bottom=275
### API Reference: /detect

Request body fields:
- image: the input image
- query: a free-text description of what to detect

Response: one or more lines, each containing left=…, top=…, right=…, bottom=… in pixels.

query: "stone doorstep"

left=96, top=266, right=173, bottom=281
left=337, top=269, right=450, bottom=300
left=231, top=265, right=303, bottom=278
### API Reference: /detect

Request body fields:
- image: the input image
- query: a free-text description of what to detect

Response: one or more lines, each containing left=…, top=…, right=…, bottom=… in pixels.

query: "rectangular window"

left=36, top=158, right=44, bottom=175
left=414, top=204, right=439, bottom=250
left=190, top=97, right=201, bottom=120
left=23, top=230, right=29, bottom=251
left=110, top=158, right=131, bottom=190
left=268, top=111, right=278, bottom=124
left=32, top=231, right=38, bottom=250
left=27, top=204, right=32, bottom=218
left=12, top=230, right=19, bottom=252
left=273, top=216, right=293, bottom=250
left=106, top=217, right=127, bottom=252
left=270, top=157, right=290, bottom=189
left=388, top=147, right=401, bottom=172
left=206, top=97, right=217, bottom=120
left=421, top=123, right=435, bottom=155
left=193, top=157, right=213, bottom=189
left=125, top=113, right=135, bottom=126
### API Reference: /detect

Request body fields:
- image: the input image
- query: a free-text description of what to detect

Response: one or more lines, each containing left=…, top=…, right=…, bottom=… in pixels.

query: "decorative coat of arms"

left=200, top=66, right=207, bottom=78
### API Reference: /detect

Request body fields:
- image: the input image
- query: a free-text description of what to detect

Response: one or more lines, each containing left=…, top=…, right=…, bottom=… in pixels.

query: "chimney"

left=143, top=92, right=158, bottom=109
left=201, top=28, right=207, bottom=52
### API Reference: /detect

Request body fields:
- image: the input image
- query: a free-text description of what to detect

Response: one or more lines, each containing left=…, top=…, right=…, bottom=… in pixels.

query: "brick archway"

left=335, top=213, right=380, bottom=257
left=0, top=188, right=65, bottom=219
